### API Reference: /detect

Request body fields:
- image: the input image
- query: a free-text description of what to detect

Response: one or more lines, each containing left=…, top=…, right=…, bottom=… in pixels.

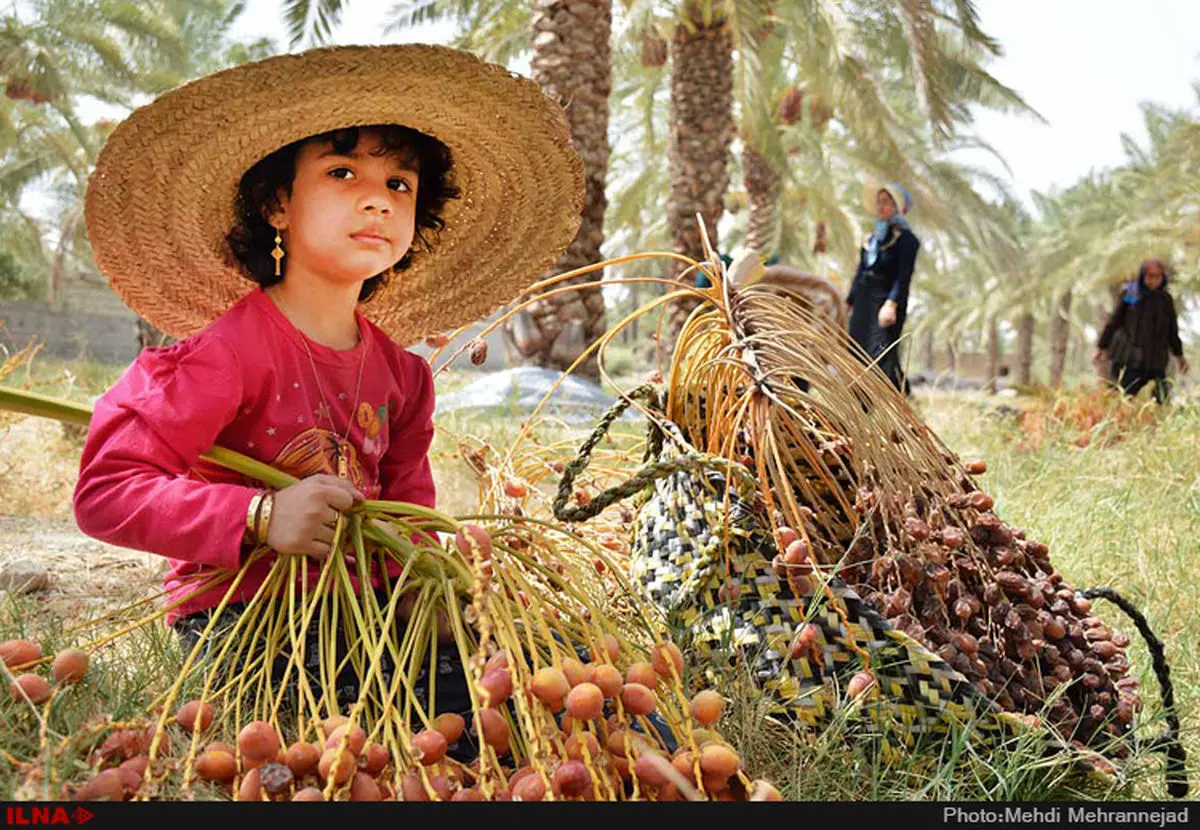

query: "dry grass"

left=0, top=417, right=90, bottom=519
left=0, top=516, right=168, bottom=625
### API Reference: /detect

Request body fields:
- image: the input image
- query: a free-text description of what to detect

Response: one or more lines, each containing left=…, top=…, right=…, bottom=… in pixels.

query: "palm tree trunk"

left=984, top=317, right=1000, bottom=394
left=946, top=339, right=957, bottom=376
left=1069, top=336, right=1083, bottom=378
left=48, top=210, right=81, bottom=308
left=920, top=329, right=935, bottom=373
left=49, top=256, right=64, bottom=308
left=663, top=4, right=734, bottom=363
left=1049, top=289, right=1072, bottom=389
left=1015, top=311, right=1034, bottom=386
left=502, top=0, right=612, bottom=380
left=743, top=142, right=780, bottom=258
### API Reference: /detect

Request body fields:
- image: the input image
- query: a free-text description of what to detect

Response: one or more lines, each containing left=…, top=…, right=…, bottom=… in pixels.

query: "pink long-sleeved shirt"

left=73, top=287, right=437, bottom=624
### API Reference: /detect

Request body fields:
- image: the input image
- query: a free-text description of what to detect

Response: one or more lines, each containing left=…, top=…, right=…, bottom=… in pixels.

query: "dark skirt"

left=172, top=589, right=480, bottom=761
left=1111, top=363, right=1170, bottom=404
left=848, top=271, right=906, bottom=393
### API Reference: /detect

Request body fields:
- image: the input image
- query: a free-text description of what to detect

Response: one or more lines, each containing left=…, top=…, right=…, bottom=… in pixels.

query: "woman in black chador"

left=1094, top=257, right=1189, bottom=404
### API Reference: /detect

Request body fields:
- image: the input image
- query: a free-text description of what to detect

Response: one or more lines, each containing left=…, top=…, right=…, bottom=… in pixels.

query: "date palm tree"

left=1, top=0, right=274, bottom=349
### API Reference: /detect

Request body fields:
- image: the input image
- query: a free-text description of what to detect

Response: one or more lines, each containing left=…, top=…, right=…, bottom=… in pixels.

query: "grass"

left=1, top=357, right=1197, bottom=801
left=0, top=354, right=125, bottom=520
left=0, top=351, right=126, bottom=403
left=910, top=387, right=1200, bottom=799
left=714, top=676, right=1137, bottom=801
left=0, top=592, right=237, bottom=801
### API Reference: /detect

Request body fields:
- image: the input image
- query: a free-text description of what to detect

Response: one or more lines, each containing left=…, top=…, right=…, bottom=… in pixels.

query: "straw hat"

left=84, top=44, right=586, bottom=347
left=859, top=180, right=914, bottom=216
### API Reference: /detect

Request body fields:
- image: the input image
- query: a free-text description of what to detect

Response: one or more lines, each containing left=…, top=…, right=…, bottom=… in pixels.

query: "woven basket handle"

left=552, top=384, right=755, bottom=523
left=1080, top=586, right=1188, bottom=798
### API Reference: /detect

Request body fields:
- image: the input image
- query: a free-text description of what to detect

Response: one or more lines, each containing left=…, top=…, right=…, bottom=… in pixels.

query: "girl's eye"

left=329, top=166, right=412, bottom=192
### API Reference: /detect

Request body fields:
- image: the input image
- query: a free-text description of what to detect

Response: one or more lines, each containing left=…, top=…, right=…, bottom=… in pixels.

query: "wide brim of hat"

left=860, top=180, right=910, bottom=215
left=859, top=180, right=886, bottom=213
left=84, top=44, right=586, bottom=348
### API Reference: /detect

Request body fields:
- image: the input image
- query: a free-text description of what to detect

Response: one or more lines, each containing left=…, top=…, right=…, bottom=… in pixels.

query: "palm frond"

left=100, top=1, right=187, bottom=68
left=940, top=0, right=1001, bottom=55
left=895, top=0, right=951, bottom=142
left=282, top=0, right=345, bottom=48
left=450, top=1, right=530, bottom=66
left=384, top=0, right=452, bottom=31
left=938, top=53, right=1043, bottom=122
left=56, top=24, right=136, bottom=83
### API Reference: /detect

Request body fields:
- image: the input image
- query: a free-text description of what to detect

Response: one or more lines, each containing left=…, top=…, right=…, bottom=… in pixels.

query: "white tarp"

left=435, top=367, right=638, bottom=425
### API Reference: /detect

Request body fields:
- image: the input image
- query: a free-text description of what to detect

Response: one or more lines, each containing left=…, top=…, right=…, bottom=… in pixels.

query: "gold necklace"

left=297, top=328, right=368, bottom=480
left=268, top=288, right=368, bottom=480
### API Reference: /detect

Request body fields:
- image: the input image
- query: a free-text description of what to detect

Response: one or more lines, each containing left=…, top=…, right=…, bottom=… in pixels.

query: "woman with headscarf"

left=846, top=182, right=920, bottom=394
left=1094, top=258, right=1189, bottom=404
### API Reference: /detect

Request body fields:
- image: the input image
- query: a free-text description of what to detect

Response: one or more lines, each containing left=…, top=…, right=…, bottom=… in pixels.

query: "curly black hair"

left=226, top=124, right=460, bottom=303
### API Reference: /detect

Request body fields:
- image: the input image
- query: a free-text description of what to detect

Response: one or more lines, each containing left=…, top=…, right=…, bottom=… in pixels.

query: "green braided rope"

left=553, top=384, right=659, bottom=520
left=555, top=453, right=759, bottom=523
left=552, top=384, right=756, bottom=523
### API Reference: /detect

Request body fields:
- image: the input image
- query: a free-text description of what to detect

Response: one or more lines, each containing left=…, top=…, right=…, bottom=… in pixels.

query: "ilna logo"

left=3, top=806, right=94, bottom=825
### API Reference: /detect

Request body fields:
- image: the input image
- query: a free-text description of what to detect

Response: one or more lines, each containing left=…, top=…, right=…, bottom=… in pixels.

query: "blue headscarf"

left=865, top=182, right=913, bottom=268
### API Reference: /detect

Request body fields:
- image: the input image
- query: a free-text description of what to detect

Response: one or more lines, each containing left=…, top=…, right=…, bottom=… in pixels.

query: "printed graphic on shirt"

left=356, top=402, right=388, bottom=457
left=272, top=427, right=371, bottom=494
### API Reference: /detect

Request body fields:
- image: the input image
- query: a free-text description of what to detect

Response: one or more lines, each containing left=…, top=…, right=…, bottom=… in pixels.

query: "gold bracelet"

left=256, top=492, right=275, bottom=547
left=254, top=493, right=268, bottom=545
left=246, top=491, right=265, bottom=544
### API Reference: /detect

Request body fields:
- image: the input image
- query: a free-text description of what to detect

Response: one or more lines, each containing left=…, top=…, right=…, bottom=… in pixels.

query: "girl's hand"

left=266, top=474, right=364, bottom=559
left=878, top=300, right=897, bottom=328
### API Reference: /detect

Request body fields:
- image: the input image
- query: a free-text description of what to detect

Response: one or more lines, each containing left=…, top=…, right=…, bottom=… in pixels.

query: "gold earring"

left=271, top=230, right=285, bottom=276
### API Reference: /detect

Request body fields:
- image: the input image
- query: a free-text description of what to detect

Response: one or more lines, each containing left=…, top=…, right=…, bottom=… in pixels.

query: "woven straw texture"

left=84, top=44, right=586, bottom=347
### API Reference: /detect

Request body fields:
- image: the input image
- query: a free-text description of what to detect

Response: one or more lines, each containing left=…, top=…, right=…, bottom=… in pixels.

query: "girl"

left=72, top=44, right=584, bottom=719
left=846, top=182, right=920, bottom=394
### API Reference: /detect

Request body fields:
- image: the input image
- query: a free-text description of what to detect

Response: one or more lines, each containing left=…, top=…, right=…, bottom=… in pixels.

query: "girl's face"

left=272, top=129, right=418, bottom=288
left=876, top=190, right=897, bottom=221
